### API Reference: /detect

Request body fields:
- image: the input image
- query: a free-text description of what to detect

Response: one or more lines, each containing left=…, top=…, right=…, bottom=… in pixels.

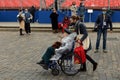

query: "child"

left=58, top=16, right=70, bottom=33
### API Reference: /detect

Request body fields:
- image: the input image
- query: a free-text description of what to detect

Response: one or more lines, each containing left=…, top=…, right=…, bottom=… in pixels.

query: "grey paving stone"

left=0, top=32, right=120, bottom=80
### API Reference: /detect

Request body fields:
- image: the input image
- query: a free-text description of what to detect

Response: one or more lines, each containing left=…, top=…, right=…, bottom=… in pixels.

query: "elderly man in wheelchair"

left=37, top=29, right=79, bottom=76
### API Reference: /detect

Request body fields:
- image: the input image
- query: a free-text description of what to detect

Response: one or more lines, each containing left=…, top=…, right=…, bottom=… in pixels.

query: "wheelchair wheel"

left=51, top=69, right=59, bottom=76
left=60, top=53, right=82, bottom=76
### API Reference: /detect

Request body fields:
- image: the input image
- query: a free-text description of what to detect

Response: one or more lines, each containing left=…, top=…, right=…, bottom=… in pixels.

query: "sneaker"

left=94, top=49, right=99, bottom=53
left=93, top=63, right=98, bottom=71
left=103, top=49, right=107, bottom=53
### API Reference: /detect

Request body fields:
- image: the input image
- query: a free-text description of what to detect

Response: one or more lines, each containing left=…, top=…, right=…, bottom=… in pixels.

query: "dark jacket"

left=75, top=20, right=88, bottom=42
left=50, top=12, right=59, bottom=30
left=95, top=13, right=112, bottom=30
left=25, top=12, right=32, bottom=23
left=77, top=5, right=85, bottom=16
left=75, top=20, right=91, bottom=51
left=29, top=6, right=36, bottom=15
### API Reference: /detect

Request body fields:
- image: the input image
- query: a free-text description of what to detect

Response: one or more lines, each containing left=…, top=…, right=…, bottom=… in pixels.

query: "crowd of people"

left=49, top=1, right=86, bottom=33
left=49, top=2, right=113, bottom=53
left=16, top=2, right=113, bottom=73
left=16, top=2, right=86, bottom=35
left=37, top=15, right=98, bottom=71
left=36, top=4, right=113, bottom=72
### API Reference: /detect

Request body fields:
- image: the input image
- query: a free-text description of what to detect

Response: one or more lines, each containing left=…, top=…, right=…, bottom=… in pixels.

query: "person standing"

left=24, top=9, right=33, bottom=34
left=71, top=16, right=98, bottom=71
left=17, top=9, right=25, bottom=36
left=70, top=1, right=77, bottom=16
left=77, top=2, right=86, bottom=22
left=29, top=6, right=36, bottom=23
left=94, top=8, right=113, bottom=53
left=50, top=8, right=59, bottom=33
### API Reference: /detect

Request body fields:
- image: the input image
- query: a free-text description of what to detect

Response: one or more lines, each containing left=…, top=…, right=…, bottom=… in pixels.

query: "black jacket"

left=75, top=20, right=88, bottom=42
left=75, top=20, right=91, bottom=51
left=95, top=13, right=112, bottom=30
left=50, top=12, right=59, bottom=29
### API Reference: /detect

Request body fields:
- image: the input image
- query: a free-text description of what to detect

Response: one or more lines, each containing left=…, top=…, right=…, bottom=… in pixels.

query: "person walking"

left=94, top=8, right=113, bottom=53
left=17, top=9, right=25, bottom=36
left=24, top=9, right=33, bottom=34
left=71, top=16, right=98, bottom=71
left=50, top=8, right=59, bottom=33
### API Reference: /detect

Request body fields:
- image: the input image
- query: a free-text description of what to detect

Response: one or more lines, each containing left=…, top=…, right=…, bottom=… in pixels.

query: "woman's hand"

left=76, top=39, right=82, bottom=45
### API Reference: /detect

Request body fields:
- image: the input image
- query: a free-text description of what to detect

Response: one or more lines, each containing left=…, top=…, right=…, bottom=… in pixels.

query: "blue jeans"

left=96, top=29, right=107, bottom=50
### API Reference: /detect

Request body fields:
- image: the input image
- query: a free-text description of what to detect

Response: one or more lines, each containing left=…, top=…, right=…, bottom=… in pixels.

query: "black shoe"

left=36, top=62, right=43, bottom=65
left=36, top=60, right=44, bottom=65
left=27, top=33, right=30, bottom=35
left=93, top=63, right=98, bottom=71
left=20, top=34, right=24, bottom=36
left=42, top=64, right=48, bottom=70
left=79, top=68, right=87, bottom=72
left=37, top=61, right=48, bottom=70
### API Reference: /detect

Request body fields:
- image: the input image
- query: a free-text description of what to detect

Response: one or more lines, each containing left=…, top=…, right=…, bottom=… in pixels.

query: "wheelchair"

left=48, top=51, right=83, bottom=76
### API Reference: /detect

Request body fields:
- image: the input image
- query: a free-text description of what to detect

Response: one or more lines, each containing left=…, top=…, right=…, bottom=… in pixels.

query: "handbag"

left=74, top=45, right=86, bottom=64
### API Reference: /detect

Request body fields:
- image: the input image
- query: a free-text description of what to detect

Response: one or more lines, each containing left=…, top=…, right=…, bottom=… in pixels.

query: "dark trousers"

left=81, top=51, right=96, bottom=70
left=19, top=29, right=23, bottom=35
left=25, top=22, right=31, bottom=34
left=96, top=29, right=107, bottom=50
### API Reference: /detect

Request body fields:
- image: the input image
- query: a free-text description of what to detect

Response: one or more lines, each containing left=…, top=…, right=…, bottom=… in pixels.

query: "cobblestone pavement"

left=0, top=31, right=120, bottom=80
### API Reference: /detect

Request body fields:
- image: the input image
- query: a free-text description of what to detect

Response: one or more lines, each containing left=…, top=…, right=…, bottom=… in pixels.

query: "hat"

left=64, top=29, right=71, bottom=34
